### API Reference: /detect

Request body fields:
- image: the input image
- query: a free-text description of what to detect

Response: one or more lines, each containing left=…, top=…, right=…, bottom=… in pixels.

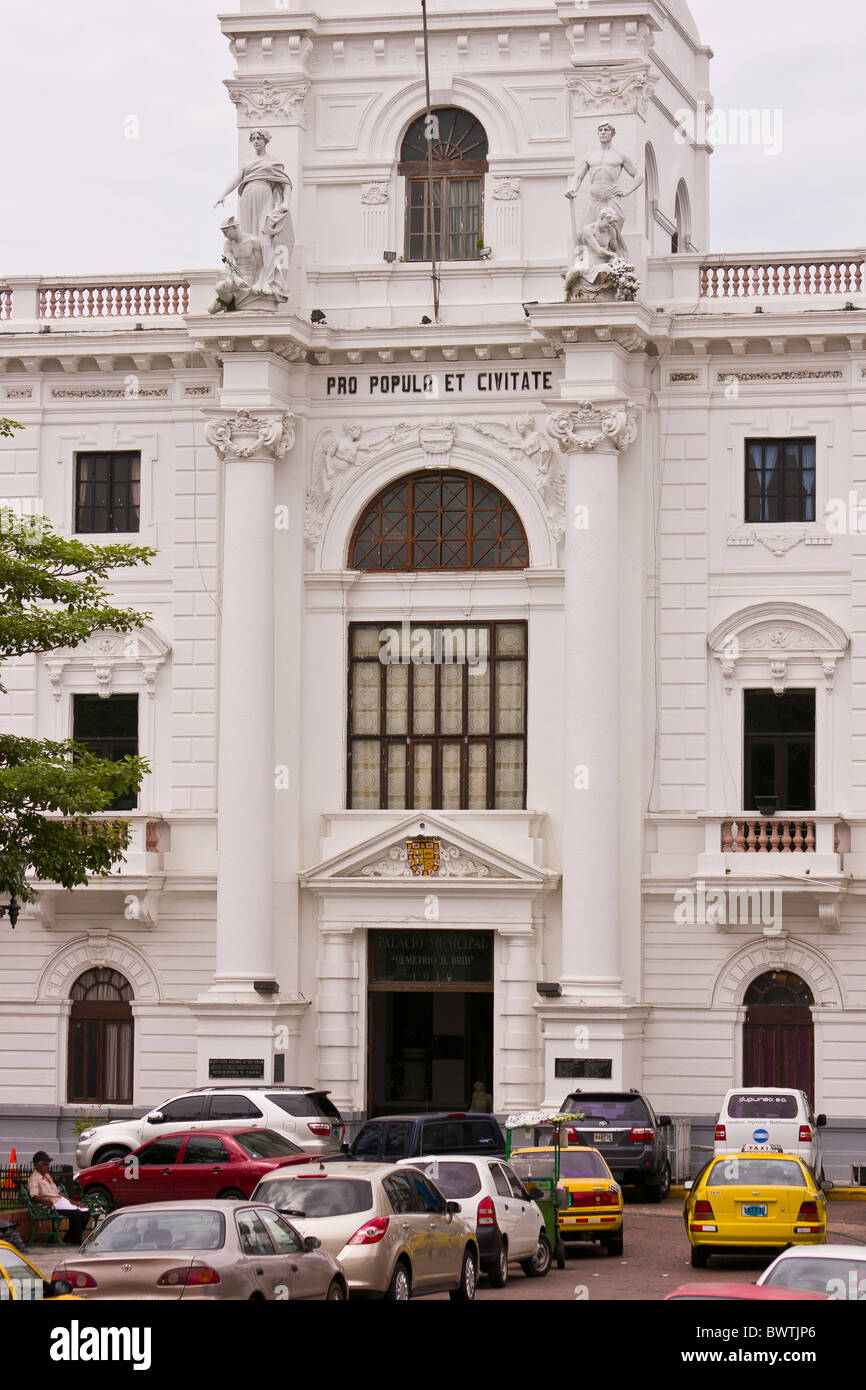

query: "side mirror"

left=527, top=1186, right=544, bottom=1202
left=445, top=1201, right=460, bottom=1215
left=820, top=1179, right=834, bottom=1192
left=658, top=1116, right=672, bottom=1128
left=340, top=1141, right=350, bottom=1154
left=147, top=1111, right=165, bottom=1124
left=48, top=1279, right=74, bottom=1298
left=303, top=1235, right=321, bottom=1251
left=683, top=1180, right=693, bottom=1191
left=816, top=1114, right=827, bottom=1128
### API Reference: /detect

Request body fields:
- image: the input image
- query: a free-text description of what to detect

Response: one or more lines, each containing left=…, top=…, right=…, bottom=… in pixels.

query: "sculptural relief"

left=211, top=129, right=294, bottom=311
left=564, top=123, right=641, bottom=302
left=305, top=421, right=413, bottom=541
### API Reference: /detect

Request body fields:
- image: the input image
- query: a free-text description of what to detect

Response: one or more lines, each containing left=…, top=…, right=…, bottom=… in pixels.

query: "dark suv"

left=347, top=1113, right=505, bottom=1162
left=559, top=1090, right=672, bottom=1201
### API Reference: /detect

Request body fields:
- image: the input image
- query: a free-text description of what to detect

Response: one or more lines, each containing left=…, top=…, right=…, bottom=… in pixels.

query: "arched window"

left=399, top=107, right=489, bottom=261
left=68, top=968, right=134, bottom=1104
left=350, top=470, right=528, bottom=571
left=644, top=143, right=659, bottom=241
left=745, top=971, right=814, bottom=1009
left=673, top=179, right=691, bottom=254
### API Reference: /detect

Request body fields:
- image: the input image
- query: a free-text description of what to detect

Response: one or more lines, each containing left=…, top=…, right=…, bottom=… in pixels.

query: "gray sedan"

left=52, top=1200, right=348, bottom=1300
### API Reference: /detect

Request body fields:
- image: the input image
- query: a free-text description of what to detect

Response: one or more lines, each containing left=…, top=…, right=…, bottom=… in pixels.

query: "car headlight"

left=80, top=1128, right=96, bottom=1139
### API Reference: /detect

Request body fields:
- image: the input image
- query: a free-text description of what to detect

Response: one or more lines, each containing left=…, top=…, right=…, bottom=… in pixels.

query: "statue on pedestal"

left=212, top=129, right=294, bottom=311
left=564, top=123, right=641, bottom=302
left=208, top=219, right=263, bottom=314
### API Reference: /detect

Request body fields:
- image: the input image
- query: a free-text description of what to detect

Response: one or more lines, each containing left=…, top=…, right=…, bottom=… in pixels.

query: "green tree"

left=0, top=418, right=155, bottom=905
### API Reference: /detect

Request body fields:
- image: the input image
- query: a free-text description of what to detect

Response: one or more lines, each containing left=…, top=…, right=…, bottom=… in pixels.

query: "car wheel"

left=384, top=1261, right=411, bottom=1301
left=326, top=1279, right=347, bottom=1301
left=449, top=1248, right=478, bottom=1302
left=217, top=1188, right=246, bottom=1200
left=486, top=1241, right=508, bottom=1288
left=605, top=1231, right=624, bottom=1257
left=83, top=1185, right=114, bottom=1214
left=690, top=1244, right=710, bottom=1269
left=521, top=1232, right=552, bottom=1279
left=93, top=1145, right=131, bottom=1165
left=644, top=1162, right=671, bottom=1203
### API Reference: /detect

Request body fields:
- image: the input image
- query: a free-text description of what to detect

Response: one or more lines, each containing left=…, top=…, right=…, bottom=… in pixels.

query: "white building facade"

left=1, top=0, right=865, bottom=1171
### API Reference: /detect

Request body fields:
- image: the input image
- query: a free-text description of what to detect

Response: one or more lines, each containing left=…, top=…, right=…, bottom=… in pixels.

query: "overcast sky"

left=0, top=0, right=863, bottom=275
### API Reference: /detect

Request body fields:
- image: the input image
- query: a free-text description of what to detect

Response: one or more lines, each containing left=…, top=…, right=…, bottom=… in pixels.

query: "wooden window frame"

left=74, top=450, right=141, bottom=534
left=347, top=621, right=528, bottom=811
left=745, top=437, right=817, bottom=525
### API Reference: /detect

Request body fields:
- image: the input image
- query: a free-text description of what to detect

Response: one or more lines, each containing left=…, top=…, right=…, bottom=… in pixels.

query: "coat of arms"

left=406, top=838, right=440, bottom=875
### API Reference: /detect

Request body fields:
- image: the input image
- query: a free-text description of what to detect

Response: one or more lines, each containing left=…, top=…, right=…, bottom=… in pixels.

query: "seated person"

left=29, top=1151, right=89, bottom=1246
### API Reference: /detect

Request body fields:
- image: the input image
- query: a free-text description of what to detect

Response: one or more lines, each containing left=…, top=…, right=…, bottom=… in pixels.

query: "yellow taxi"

left=512, top=1146, right=624, bottom=1256
left=684, top=1151, right=828, bottom=1269
left=0, top=1240, right=80, bottom=1300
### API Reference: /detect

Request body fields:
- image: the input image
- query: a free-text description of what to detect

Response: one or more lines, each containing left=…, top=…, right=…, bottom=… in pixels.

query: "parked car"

left=713, top=1088, right=826, bottom=1177
left=757, top=1244, right=866, bottom=1299
left=0, top=1241, right=80, bottom=1300
left=74, top=1086, right=345, bottom=1168
left=52, top=1201, right=348, bottom=1300
left=253, top=1161, right=479, bottom=1300
left=510, top=1143, right=624, bottom=1256
left=76, top=1128, right=310, bottom=1210
left=684, top=1151, right=828, bottom=1268
left=347, top=1112, right=505, bottom=1162
left=397, top=1154, right=551, bottom=1285
left=664, top=1282, right=828, bottom=1301
left=558, top=1090, right=672, bottom=1200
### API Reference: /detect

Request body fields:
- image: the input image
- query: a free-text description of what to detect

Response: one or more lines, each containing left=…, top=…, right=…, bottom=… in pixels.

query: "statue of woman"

left=214, top=129, right=294, bottom=300
left=564, top=208, right=629, bottom=301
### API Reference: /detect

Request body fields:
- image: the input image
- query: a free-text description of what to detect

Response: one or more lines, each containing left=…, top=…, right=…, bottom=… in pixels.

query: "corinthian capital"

left=548, top=402, right=638, bottom=455
left=205, top=409, right=296, bottom=460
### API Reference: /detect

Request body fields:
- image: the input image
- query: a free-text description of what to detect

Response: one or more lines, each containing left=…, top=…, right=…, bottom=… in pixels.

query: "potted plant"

left=754, top=795, right=778, bottom=817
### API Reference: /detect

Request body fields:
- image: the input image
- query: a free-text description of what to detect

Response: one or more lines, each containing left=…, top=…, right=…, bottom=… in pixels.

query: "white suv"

left=74, top=1086, right=344, bottom=1169
left=398, top=1154, right=551, bottom=1287
left=713, top=1087, right=826, bottom=1177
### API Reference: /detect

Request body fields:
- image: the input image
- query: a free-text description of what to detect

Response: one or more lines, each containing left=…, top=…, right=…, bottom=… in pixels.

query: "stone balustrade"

left=701, top=259, right=864, bottom=298
left=721, top=818, right=821, bottom=852
left=0, top=288, right=11, bottom=321
left=39, top=281, right=190, bottom=319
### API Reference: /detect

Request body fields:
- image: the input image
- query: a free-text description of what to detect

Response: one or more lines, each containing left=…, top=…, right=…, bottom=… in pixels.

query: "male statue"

left=566, top=122, right=643, bottom=234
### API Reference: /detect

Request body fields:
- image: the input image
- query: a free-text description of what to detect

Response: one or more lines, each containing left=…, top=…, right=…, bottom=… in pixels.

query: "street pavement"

left=23, top=1197, right=866, bottom=1301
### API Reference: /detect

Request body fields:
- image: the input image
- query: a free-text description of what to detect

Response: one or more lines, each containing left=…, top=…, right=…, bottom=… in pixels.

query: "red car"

left=77, top=1128, right=310, bottom=1211
left=665, top=1282, right=828, bottom=1301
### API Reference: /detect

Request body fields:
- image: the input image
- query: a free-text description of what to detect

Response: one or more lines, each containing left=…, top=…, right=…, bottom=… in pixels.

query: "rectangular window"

left=745, top=439, right=815, bottom=524
left=406, top=178, right=482, bottom=262
left=72, top=693, right=139, bottom=810
left=75, top=451, right=140, bottom=533
left=347, top=622, right=527, bottom=809
left=744, top=689, right=815, bottom=811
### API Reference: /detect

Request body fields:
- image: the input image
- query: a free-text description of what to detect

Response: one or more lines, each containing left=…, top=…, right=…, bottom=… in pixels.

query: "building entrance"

left=743, top=970, right=815, bottom=1102
left=367, top=930, right=494, bottom=1116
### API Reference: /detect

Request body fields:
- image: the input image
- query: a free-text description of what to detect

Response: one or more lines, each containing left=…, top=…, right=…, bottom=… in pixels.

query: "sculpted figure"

left=563, top=208, right=629, bottom=301
left=566, top=122, right=642, bottom=234
left=214, top=129, right=293, bottom=302
left=208, top=219, right=263, bottom=314
left=473, top=415, right=554, bottom=484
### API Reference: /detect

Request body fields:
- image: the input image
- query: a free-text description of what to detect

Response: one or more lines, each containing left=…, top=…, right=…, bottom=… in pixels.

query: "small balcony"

left=699, top=814, right=844, bottom=876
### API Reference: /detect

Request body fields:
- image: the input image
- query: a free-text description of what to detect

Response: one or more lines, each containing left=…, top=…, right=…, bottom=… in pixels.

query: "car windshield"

left=254, top=1178, right=373, bottom=1218
left=727, top=1094, right=799, bottom=1119
left=265, top=1093, right=341, bottom=1120
left=560, top=1151, right=611, bottom=1179
left=706, top=1159, right=806, bottom=1187
left=410, top=1162, right=481, bottom=1198
left=234, top=1130, right=302, bottom=1159
left=82, top=1211, right=225, bottom=1252
left=763, top=1257, right=866, bottom=1295
left=562, top=1096, right=651, bottom=1125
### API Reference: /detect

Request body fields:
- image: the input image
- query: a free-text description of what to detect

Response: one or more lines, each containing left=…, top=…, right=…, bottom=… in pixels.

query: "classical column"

left=316, top=926, right=360, bottom=1113
left=204, top=408, right=295, bottom=992
left=548, top=402, right=638, bottom=998
left=497, top=926, right=542, bottom=1111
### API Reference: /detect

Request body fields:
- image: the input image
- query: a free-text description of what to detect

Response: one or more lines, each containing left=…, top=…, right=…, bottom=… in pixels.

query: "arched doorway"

left=743, top=970, right=814, bottom=1100
left=68, top=968, right=134, bottom=1104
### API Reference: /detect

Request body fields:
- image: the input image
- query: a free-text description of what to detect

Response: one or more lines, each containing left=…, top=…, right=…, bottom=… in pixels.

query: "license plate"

left=593, top=1133, right=613, bottom=1143
left=742, top=1203, right=768, bottom=1217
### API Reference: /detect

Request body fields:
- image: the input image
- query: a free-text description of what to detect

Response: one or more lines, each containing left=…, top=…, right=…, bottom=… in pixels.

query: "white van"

left=713, top=1088, right=826, bottom=1177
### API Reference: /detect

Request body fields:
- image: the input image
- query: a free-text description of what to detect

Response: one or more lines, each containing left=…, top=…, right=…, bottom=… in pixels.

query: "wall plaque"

left=208, top=1058, right=265, bottom=1080
left=555, top=1058, right=613, bottom=1080
left=369, top=931, right=493, bottom=985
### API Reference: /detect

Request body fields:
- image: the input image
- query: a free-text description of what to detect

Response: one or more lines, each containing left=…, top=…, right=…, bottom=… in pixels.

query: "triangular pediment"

left=301, top=813, right=555, bottom=887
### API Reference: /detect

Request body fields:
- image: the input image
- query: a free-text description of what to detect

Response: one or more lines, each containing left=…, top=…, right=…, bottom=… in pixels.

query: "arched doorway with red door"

left=743, top=970, right=815, bottom=1102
